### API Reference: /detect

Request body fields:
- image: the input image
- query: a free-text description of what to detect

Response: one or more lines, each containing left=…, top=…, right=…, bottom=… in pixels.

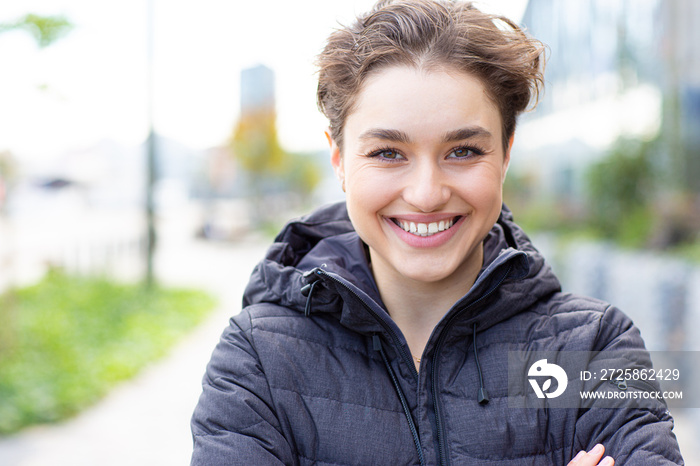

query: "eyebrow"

left=358, top=126, right=492, bottom=144
left=358, top=128, right=411, bottom=144
left=441, top=127, right=492, bottom=142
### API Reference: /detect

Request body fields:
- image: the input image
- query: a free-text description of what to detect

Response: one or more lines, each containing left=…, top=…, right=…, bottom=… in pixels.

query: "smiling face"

left=329, top=65, right=512, bottom=290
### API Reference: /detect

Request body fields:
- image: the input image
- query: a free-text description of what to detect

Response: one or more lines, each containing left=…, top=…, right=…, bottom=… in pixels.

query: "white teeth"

left=396, top=218, right=458, bottom=236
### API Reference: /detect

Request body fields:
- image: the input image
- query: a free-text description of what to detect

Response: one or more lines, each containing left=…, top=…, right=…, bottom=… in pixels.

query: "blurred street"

left=0, top=221, right=270, bottom=466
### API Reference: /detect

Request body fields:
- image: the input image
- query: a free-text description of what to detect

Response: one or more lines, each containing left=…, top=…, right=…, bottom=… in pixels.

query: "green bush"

left=0, top=271, right=216, bottom=435
left=585, top=137, right=656, bottom=247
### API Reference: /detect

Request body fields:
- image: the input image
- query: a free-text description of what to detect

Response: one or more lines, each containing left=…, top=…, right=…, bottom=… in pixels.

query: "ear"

left=325, top=128, right=344, bottom=182
left=502, top=134, right=514, bottom=183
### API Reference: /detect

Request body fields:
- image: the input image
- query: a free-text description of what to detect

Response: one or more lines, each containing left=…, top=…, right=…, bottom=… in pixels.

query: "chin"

left=398, top=265, right=455, bottom=285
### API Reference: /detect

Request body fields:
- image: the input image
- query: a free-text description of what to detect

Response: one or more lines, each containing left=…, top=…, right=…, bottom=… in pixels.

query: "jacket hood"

left=242, top=201, right=561, bottom=334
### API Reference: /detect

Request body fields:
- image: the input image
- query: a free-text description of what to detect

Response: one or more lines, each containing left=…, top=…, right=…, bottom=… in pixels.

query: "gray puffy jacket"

left=191, top=202, right=684, bottom=465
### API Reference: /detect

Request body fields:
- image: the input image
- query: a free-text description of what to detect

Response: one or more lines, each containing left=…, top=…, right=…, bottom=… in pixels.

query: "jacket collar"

left=242, top=201, right=561, bottom=335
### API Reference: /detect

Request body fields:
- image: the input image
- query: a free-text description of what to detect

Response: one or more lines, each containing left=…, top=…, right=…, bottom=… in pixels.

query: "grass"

left=669, top=241, right=700, bottom=264
left=0, top=270, right=216, bottom=435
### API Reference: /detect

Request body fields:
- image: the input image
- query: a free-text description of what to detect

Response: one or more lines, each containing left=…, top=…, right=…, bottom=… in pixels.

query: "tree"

left=232, top=108, right=286, bottom=171
left=230, top=108, right=322, bottom=227
left=230, top=108, right=288, bottom=226
left=585, top=137, right=656, bottom=246
left=0, top=14, right=74, bottom=211
left=286, top=152, right=322, bottom=201
left=0, top=14, right=73, bottom=47
left=0, top=12, right=74, bottom=207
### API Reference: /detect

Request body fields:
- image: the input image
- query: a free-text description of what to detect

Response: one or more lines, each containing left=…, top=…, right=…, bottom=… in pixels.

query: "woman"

left=191, top=1, right=684, bottom=464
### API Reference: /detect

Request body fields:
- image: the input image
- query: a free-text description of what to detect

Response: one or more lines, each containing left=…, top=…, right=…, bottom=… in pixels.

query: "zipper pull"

left=373, top=334, right=382, bottom=352
left=609, top=378, right=628, bottom=390
left=300, top=269, right=324, bottom=297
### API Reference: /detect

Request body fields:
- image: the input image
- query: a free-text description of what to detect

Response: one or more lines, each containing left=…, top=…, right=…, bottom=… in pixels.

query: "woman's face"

left=329, top=65, right=511, bottom=287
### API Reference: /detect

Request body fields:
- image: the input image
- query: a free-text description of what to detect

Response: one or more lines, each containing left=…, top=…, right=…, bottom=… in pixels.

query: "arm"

left=190, top=310, right=295, bottom=466
left=573, top=305, right=684, bottom=465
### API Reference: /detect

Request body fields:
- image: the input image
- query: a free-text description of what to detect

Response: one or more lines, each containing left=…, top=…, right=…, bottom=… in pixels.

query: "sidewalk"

left=0, top=230, right=698, bottom=465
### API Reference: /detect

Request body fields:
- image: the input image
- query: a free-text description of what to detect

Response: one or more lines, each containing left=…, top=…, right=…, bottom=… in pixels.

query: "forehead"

left=344, top=65, right=503, bottom=143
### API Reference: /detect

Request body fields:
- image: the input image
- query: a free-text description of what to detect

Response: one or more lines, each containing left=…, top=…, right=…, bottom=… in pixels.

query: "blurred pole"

left=661, top=0, right=688, bottom=194
left=666, top=0, right=683, bottom=190
left=145, top=0, right=157, bottom=288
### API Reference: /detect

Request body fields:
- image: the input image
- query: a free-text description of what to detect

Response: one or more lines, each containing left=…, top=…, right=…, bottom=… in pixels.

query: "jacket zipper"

left=314, top=269, right=418, bottom=381
left=316, top=260, right=516, bottom=466
left=313, top=269, right=424, bottom=463
left=374, top=335, right=426, bottom=466
left=431, top=264, right=512, bottom=466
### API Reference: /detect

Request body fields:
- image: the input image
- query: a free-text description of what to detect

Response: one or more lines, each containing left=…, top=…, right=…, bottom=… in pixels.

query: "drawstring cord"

left=302, top=279, right=320, bottom=317
left=473, top=322, right=489, bottom=405
left=373, top=335, right=426, bottom=466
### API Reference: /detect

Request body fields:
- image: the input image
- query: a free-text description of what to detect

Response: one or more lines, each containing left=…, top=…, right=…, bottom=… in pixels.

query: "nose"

left=402, top=160, right=451, bottom=212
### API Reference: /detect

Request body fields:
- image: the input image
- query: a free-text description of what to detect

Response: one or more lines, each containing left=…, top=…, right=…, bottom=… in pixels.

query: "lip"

left=389, top=213, right=460, bottom=223
left=384, top=214, right=466, bottom=248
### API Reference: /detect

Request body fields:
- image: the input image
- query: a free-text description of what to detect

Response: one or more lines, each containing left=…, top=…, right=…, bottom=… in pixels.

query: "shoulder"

left=233, top=302, right=306, bottom=329
left=511, top=291, right=645, bottom=352
left=555, top=292, right=642, bottom=350
left=228, top=303, right=309, bottom=348
left=230, top=303, right=366, bottom=357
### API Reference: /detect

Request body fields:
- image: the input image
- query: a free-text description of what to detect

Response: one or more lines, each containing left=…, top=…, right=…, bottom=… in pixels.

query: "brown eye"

left=367, top=148, right=405, bottom=161
left=447, top=145, right=484, bottom=159
left=380, top=149, right=401, bottom=159
left=450, top=147, right=472, bottom=158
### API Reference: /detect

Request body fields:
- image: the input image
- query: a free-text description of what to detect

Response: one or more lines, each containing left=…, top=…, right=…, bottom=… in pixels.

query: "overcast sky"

left=0, top=0, right=527, bottom=162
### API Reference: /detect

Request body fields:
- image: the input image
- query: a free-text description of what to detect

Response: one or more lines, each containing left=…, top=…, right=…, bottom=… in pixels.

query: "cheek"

left=345, top=164, right=398, bottom=207
left=345, top=169, right=402, bottom=240
left=456, top=167, right=504, bottom=209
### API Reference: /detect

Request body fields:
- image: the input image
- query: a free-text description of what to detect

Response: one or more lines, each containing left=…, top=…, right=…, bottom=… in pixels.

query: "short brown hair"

left=316, top=0, right=545, bottom=151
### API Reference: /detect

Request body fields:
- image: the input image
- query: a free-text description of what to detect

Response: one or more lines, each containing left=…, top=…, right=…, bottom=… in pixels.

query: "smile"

left=391, top=216, right=461, bottom=237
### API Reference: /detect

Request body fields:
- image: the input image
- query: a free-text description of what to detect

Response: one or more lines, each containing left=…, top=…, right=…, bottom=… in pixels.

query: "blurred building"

left=514, top=0, right=700, bottom=201
left=240, top=64, right=275, bottom=115
left=665, top=0, right=700, bottom=193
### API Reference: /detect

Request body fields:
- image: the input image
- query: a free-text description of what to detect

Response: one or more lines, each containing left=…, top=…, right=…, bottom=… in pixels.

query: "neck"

left=370, top=244, right=483, bottom=365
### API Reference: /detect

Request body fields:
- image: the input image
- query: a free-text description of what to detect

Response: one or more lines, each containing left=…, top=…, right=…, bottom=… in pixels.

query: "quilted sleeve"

left=190, top=309, right=295, bottom=466
left=572, top=305, right=685, bottom=464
